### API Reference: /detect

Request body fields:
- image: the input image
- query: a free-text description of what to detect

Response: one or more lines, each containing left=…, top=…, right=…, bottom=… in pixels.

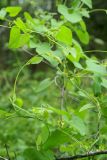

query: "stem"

left=13, top=63, right=26, bottom=101
left=89, top=9, right=107, bottom=13
left=0, top=156, right=8, bottom=160
left=57, top=150, right=107, bottom=160
left=85, top=50, right=107, bottom=53
left=60, top=85, right=65, bottom=121
left=0, top=24, right=11, bottom=29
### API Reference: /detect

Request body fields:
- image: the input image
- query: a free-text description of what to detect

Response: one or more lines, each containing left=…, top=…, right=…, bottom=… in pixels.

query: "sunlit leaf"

left=36, top=43, right=60, bottom=66
left=6, top=6, right=22, bottom=17
left=14, top=17, right=27, bottom=33
left=86, top=59, right=107, bottom=75
left=55, top=26, right=72, bottom=45
left=8, top=26, right=30, bottom=49
left=58, top=5, right=82, bottom=23
left=27, top=56, right=43, bottom=65
left=8, top=26, right=20, bottom=48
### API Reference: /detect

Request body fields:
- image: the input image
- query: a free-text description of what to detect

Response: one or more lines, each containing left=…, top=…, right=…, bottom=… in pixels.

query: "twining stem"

left=85, top=50, right=107, bottom=53
left=60, top=85, right=65, bottom=121
left=13, top=63, right=27, bottom=101
left=89, top=9, right=107, bottom=13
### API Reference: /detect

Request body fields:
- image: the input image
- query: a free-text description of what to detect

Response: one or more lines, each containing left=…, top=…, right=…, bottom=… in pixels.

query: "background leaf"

left=71, top=116, right=87, bottom=135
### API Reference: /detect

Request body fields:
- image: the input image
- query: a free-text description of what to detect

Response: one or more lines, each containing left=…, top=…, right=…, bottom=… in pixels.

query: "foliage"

left=0, top=0, right=107, bottom=160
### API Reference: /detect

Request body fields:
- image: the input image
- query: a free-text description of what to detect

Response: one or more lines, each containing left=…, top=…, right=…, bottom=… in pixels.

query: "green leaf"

left=27, top=56, right=43, bottom=65
left=74, top=21, right=89, bottom=44
left=67, top=47, right=79, bottom=62
left=86, top=59, right=107, bottom=75
left=79, top=103, right=95, bottom=112
left=47, top=105, right=71, bottom=118
left=73, top=62, right=83, bottom=69
left=14, top=17, right=27, bottom=33
left=36, top=43, right=60, bottom=66
left=6, top=6, right=22, bottom=17
left=71, top=116, right=87, bottom=135
left=23, top=148, right=55, bottom=160
left=29, top=39, right=38, bottom=48
left=18, top=33, right=30, bottom=47
left=75, top=29, right=89, bottom=45
left=80, top=8, right=90, bottom=18
left=101, top=78, right=107, bottom=89
left=43, top=129, right=70, bottom=150
left=34, top=78, right=53, bottom=93
left=67, top=40, right=83, bottom=62
left=8, top=26, right=30, bottom=49
left=36, top=125, right=49, bottom=146
left=93, top=76, right=102, bottom=96
left=24, top=12, right=34, bottom=22
left=58, top=5, right=82, bottom=23
left=81, top=0, right=92, bottom=8
left=78, top=91, right=87, bottom=98
left=0, top=8, right=6, bottom=20
left=8, top=26, right=20, bottom=48
left=55, top=26, right=72, bottom=45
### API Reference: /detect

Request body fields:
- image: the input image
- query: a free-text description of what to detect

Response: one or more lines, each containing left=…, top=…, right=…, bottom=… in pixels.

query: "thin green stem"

left=85, top=50, right=107, bottom=53
left=13, top=63, right=27, bottom=101
left=89, top=9, right=107, bottom=14
left=0, top=24, right=11, bottom=28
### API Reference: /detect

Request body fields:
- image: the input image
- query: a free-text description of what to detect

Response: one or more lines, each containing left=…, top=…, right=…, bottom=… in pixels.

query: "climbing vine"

left=1, top=0, right=107, bottom=159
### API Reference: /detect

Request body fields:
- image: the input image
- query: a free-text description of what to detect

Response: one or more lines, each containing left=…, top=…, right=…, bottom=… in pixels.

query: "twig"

left=57, top=150, right=107, bottom=160
left=0, top=156, right=8, bottom=160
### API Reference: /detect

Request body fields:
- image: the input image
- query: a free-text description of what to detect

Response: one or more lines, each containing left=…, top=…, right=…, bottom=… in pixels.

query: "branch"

left=0, top=156, right=8, bottom=160
left=57, top=150, right=107, bottom=160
